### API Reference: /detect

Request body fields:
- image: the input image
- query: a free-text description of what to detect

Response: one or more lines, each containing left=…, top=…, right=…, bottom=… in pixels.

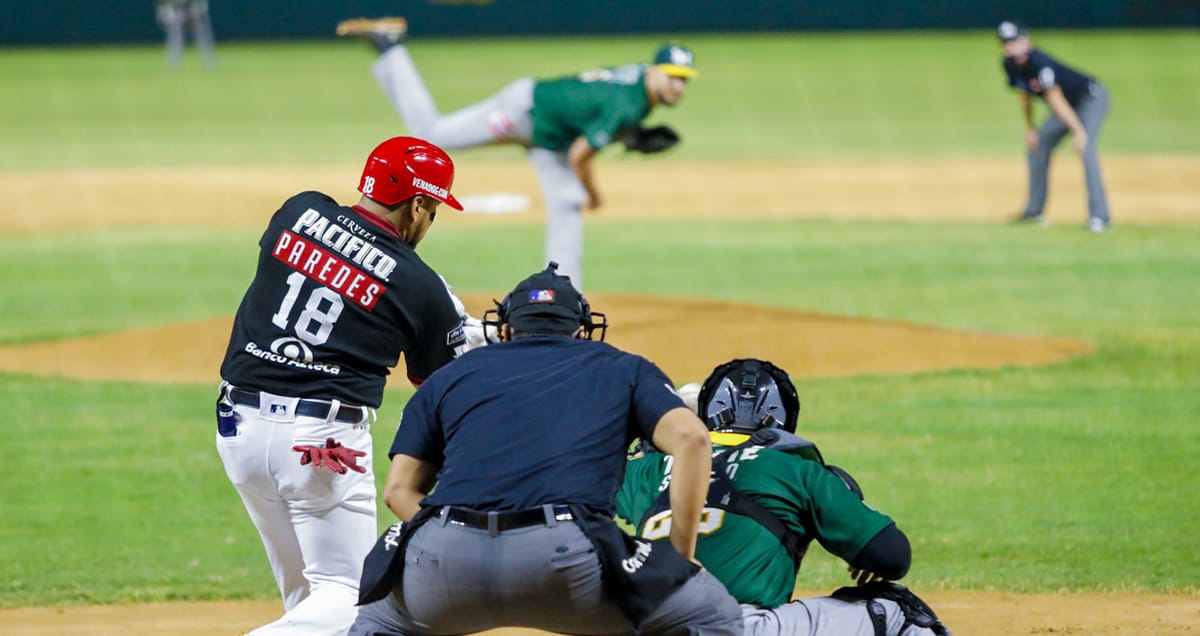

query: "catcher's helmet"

left=697, top=358, right=799, bottom=434
left=482, top=261, right=607, bottom=341
left=358, top=136, right=463, bottom=210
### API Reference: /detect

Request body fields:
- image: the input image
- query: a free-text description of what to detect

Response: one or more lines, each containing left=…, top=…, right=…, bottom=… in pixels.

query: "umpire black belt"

left=224, top=386, right=369, bottom=424
left=440, top=504, right=574, bottom=536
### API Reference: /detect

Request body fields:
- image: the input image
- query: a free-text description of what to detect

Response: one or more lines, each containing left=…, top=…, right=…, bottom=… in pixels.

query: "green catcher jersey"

left=616, top=442, right=895, bottom=608
left=531, top=64, right=652, bottom=152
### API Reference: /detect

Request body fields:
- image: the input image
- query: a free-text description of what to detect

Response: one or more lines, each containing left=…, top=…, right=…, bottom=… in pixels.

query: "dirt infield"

left=4, top=591, right=1199, bottom=635
left=2, top=156, right=1198, bottom=234
left=0, top=293, right=1090, bottom=385
left=1, top=157, right=1197, bottom=633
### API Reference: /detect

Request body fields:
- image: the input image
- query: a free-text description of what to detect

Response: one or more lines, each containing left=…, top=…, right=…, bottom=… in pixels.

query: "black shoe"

left=336, top=17, right=408, bottom=54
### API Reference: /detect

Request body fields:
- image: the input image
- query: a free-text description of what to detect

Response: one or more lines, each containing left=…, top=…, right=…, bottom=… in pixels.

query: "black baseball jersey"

left=390, top=336, right=686, bottom=514
left=220, top=191, right=465, bottom=408
left=1004, top=48, right=1098, bottom=108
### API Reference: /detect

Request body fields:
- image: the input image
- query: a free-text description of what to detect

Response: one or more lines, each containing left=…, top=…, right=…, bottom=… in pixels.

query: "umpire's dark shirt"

left=1004, top=48, right=1098, bottom=108
left=391, top=336, right=685, bottom=515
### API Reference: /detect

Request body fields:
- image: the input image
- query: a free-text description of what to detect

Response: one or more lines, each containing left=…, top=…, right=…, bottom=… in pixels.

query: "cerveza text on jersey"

left=292, top=209, right=398, bottom=280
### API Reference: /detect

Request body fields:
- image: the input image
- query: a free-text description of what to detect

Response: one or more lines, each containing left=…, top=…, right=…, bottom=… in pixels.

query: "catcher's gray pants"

left=1023, top=83, right=1111, bottom=223
left=742, top=598, right=941, bottom=636
left=371, top=46, right=586, bottom=289
left=349, top=511, right=743, bottom=635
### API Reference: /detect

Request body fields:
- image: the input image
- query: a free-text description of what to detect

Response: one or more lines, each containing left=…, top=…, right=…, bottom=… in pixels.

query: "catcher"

left=618, top=358, right=951, bottom=636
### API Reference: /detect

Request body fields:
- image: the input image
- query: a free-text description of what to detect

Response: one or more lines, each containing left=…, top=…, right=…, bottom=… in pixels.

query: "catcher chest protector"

left=359, top=136, right=463, bottom=210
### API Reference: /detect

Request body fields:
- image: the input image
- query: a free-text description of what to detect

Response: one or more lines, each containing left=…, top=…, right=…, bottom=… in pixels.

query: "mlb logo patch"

left=270, top=404, right=289, bottom=415
left=528, top=289, right=555, bottom=303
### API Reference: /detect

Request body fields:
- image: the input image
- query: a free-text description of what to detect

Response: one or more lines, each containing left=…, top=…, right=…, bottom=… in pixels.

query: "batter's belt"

left=223, top=385, right=370, bottom=424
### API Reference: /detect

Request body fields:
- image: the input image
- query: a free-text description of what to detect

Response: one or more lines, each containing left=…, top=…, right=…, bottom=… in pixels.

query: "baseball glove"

left=623, top=125, right=681, bottom=154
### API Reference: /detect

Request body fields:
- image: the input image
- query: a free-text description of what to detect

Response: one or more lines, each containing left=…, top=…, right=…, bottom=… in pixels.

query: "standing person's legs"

left=1076, top=85, right=1112, bottom=225
left=190, top=0, right=219, bottom=69
left=159, top=5, right=186, bottom=69
left=370, top=47, right=534, bottom=149
left=1023, top=114, right=1070, bottom=218
left=528, top=148, right=586, bottom=290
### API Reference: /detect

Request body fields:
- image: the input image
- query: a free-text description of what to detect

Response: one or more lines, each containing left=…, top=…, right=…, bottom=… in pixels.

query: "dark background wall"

left=3, top=0, right=1198, bottom=46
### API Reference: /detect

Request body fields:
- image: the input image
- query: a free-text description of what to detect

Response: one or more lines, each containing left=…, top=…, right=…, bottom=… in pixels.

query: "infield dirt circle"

left=2, top=157, right=1197, bottom=634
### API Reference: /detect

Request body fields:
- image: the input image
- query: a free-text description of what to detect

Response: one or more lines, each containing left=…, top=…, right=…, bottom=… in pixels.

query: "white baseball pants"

left=215, top=387, right=377, bottom=636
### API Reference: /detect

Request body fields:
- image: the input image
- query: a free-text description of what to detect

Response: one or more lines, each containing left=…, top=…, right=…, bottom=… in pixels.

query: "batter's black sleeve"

left=848, top=523, right=911, bottom=581
left=403, top=273, right=465, bottom=386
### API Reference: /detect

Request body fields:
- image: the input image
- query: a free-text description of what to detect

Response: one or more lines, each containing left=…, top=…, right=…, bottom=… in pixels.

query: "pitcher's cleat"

left=336, top=17, right=408, bottom=53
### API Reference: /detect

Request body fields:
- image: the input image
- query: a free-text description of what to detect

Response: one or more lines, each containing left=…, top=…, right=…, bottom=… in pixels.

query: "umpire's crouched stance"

left=350, top=262, right=743, bottom=636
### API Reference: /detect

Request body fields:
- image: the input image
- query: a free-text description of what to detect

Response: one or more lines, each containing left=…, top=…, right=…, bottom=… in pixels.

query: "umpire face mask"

left=486, top=262, right=608, bottom=341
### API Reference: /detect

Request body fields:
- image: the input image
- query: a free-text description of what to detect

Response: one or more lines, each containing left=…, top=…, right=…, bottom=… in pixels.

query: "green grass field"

left=1, top=32, right=1199, bottom=607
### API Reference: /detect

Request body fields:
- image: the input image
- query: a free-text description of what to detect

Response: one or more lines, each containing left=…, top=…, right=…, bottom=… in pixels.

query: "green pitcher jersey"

left=531, top=64, right=652, bottom=152
left=616, top=443, right=894, bottom=608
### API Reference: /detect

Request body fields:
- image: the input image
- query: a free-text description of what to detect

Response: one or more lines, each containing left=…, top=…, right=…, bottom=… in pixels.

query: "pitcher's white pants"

left=370, top=45, right=586, bottom=289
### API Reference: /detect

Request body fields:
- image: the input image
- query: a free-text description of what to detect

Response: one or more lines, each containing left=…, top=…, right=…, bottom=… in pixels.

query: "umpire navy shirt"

left=391, top=336, right=686, bottom=514
left=1004, top=48, right=1098, bottom=108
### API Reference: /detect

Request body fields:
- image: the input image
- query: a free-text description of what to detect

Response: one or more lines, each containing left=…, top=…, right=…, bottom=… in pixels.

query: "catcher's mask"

left=358, top=136, right=463, bottom=210
left=697, top=358, right=799, bottom=435
left=481, top=261, right=607, bottom=341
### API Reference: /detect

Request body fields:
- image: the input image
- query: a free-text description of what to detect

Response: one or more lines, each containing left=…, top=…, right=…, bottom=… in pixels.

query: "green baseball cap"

left=653, top=43, right=698, bottom=78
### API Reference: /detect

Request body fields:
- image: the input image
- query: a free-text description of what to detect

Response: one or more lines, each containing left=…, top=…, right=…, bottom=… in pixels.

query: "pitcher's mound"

left=0, top=294, right=1088, bottom=385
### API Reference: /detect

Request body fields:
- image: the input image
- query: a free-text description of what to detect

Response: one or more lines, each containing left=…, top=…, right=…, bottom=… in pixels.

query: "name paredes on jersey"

left=271, top=209, right=397, bottom=311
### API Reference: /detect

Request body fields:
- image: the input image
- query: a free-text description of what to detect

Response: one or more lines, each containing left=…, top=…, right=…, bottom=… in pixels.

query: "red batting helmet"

left=358, top=136, right=463, bottom=210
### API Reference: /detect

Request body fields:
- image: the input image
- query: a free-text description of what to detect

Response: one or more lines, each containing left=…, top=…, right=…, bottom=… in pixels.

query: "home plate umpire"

left=350, top=262, right=743, bottom=635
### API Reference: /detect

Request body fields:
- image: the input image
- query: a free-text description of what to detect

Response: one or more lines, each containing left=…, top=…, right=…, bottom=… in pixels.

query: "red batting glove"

left=292, top=443, right=345, bottom=474
left=293, top=444, right=320, bottom=467
left=323, top=437, right=367, bottom=474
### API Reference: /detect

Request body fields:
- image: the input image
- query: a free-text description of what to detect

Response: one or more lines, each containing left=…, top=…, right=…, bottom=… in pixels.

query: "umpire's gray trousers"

left=1024, top=83, right=1111, bottom=223
left=349, top=509, right=742, bottom=635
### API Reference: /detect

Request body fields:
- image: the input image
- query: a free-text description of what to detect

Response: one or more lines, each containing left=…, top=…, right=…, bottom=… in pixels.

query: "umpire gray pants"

left=1023, top=83, right=1111, bottom=223
left=349, top=511, right=743, bottom=635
